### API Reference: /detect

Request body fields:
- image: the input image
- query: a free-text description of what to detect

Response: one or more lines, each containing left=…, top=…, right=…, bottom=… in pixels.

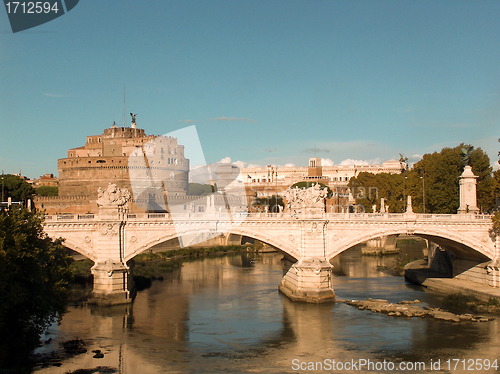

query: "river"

left=34, top=244, right=500, bottom=374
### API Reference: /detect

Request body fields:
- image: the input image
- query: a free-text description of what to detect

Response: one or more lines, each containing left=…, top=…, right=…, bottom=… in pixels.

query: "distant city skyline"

left=1, top=1, right=499, bottom=178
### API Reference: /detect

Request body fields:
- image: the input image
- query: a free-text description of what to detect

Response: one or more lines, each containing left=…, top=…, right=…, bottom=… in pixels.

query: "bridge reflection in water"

left=35, top=252, right=500, bottom=374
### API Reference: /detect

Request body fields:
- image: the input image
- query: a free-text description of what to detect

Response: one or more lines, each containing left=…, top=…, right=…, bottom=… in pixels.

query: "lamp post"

left=1, top=170, right=4, bottom=203
left=275, top=166, right=278, bottom=213
left=421, top=171, right=425, bottom=214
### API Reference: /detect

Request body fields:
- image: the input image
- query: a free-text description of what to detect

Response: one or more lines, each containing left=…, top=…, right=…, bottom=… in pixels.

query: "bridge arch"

left=45, top=234, right=97, bottom=262
left=326, top=228, right=494, bottom=263
left=124, top=227, right=300, bottom=262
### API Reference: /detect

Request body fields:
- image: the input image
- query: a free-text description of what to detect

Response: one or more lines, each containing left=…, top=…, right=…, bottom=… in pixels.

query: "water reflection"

left=35, top=249, right=500, bottom=374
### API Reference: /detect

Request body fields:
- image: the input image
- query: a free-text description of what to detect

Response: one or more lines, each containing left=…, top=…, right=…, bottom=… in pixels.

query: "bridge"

left=43, top=203, right=500, bottom=305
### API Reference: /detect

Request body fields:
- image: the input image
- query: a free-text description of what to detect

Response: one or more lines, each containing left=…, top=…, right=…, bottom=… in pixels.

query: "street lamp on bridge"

left=420, top=171, right=425, bottom=214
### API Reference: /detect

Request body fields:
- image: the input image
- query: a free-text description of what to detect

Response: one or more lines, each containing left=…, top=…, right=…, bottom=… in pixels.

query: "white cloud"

left=218, top=157, right=261, bottom=169
left=178, top=119, right=198, bottom=123
left=339, top=158, right=382, bottom=166
left=283, top=163, right=296, bottom=167
left=409, top=154, right=422, bottom=162
left=320, top=158, right=334, bottom=166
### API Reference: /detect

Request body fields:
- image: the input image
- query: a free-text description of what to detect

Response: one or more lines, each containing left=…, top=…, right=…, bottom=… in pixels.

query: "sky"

left=1, top=0, right=500, bottom=178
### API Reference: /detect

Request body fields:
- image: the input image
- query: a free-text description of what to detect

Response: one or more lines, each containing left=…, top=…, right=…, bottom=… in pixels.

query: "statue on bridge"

left=461, top=145, right=474, bottom=166
left=285, top=183, right=328, bottom=216
left=97, top=184, right=131, bottom=208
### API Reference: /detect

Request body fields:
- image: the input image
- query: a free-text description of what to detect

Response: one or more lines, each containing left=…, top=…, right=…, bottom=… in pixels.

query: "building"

left=216, top=157, right=402, bottom=213
left=58, top=125, right=189, bottom=197
left=36, top=123, right=190, bottom=213
left=33, top=173, right=59, bottom=187
left=237, top=158, right=402, bottom=197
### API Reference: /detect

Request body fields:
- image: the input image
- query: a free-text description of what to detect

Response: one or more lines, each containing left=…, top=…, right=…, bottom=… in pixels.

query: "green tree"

left=253, top=195, right=284, bottom=212
left=35, top=186, right=58, bottom=197
left=349, top=144, right=494, bottom=214
left=0, top=207, right=73, bottom=368
left=1, top=174, right=35, bottom=202
left=348, top=172, right=405, bottom=213
left=290, top=181, right=333, bottom=196
left=491, top=211, right=500, bottom=239
left=411, top=145, right=493, bottom=213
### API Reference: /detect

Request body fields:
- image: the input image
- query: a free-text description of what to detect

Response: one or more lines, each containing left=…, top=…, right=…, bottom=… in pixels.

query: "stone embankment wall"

left=428, top=242, right=500, bottom=288
left=453, top=259, right=498, bottom=287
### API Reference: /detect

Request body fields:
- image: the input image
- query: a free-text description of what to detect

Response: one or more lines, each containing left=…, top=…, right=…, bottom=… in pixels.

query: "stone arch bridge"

left=43, top=209, right=500, bottom=305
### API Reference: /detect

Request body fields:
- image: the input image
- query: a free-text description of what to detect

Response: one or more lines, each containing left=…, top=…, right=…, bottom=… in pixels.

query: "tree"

left=253, top=195, right=284, bottom=212
left=411, top=145, right=493, bottom=213
left=35, top=186, right=58, bottom=197
left=349, top=144, right=494, bottom=214
left=348, top=172, right=406, bottom=213
left=0, top=207, right=73, bottom=368
left=1, top=174, right=35, bottom=202
left=290, top=181, right=333, bottom=196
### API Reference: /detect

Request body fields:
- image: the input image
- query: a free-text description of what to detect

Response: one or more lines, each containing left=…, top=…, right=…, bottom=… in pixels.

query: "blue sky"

left=1, top=0, right=500, bottom=177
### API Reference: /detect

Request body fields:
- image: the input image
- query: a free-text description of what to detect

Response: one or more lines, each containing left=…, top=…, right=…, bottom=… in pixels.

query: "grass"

left=69, top=259, right=93, bottom=280
left=443, top=293, right=500, bottom=313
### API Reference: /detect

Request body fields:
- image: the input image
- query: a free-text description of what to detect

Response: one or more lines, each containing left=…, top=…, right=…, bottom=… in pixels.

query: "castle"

left=36, top=122, right=190, bottom=213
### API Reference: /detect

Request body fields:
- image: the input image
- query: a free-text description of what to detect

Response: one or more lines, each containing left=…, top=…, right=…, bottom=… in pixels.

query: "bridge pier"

left=279, top=257, right=335, bottom=303
left=88, top=260, right=134, bottom=305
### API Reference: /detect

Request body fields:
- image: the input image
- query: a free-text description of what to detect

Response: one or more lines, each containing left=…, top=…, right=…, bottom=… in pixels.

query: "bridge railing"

left=44, top=214, right=95, bottom=221
left=43, top=212, right=492, bottom=222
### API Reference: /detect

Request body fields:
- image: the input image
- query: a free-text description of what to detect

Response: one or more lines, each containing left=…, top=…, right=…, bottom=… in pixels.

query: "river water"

left=34, top=245, right=500, bottom=374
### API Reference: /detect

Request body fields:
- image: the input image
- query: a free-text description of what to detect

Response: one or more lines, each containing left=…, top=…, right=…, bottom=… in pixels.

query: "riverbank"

left=404, top=259, right=500, bottom=302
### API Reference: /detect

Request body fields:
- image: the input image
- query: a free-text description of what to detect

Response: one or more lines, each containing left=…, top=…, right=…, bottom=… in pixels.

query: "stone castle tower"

left=32, top=124, right=190, bottom=213
left=58, top=125, right=189, bottom=199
